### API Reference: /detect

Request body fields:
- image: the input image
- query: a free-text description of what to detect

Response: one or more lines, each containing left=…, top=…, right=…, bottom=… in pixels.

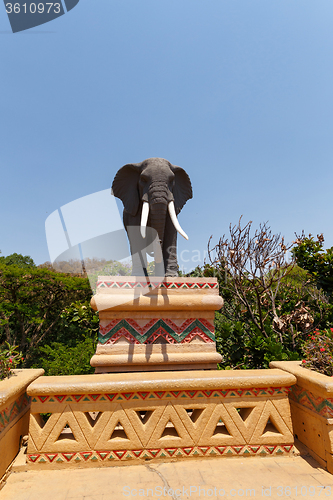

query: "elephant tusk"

left=168, top=201, right=189, bottom=240
left=140, top=201, right=149, bottom=238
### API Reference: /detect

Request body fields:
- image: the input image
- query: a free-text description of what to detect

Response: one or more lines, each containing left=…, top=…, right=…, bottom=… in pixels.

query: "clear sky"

left=1, top=0, right=333, bottom=273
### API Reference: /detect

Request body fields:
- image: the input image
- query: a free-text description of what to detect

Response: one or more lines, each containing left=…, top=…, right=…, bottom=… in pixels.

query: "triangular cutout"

left=95, top=405, right=143, bottom=450
left=187, top=334, right=205, bottom=344
left=262, top=418, right=281, bottom=436
left=56, top=424, right=76, bottom=441
left=223, top=400, right=265, bottom=442
left=136, top=410, right=153, bottom=425
left=147, top=403, right=194, bottom=448
left=41, top=406, right=89, bottom=452
left=110, top=421, right=128, bottom=440
left=84, top=411, right=102, bottom=428
left=185, top=408, right=204, bottom=423
left=213, top=418, right=231, bottom=437
left=198, top=403, right=246, bottom=446
left=36, top=414, right=48, bottom=429
left=174, top=403, right=214, bottom=444
left=237, top=407, right=254, bottom=422
left=152, top=337, right=168, bottom=344
left=125, top=403, right=164, bottom=446
left=250, top=400, right=294, bottom=445
left=161, top=420, right=180, bottom=438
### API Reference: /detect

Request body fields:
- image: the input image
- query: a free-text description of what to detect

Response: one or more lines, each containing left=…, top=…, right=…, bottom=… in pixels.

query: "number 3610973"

left=5, top=3, right=61, bottom=14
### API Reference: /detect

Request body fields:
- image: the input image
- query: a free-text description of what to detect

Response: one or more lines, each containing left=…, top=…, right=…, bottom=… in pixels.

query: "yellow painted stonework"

left=25, top=369, right=297, bottom=469
left=270, top=360, right=333, bottom=474
left=0, top=369, right=44, bottom=478
left=90, top=276, right=223, bottom=372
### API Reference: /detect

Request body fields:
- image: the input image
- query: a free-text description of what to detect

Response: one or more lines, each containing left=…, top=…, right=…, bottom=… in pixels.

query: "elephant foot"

left=165, top=267, right=179, bottom=277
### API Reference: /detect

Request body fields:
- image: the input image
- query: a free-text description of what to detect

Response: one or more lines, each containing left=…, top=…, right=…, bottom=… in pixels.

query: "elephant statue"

left=112, top=157, right=193, bottom=277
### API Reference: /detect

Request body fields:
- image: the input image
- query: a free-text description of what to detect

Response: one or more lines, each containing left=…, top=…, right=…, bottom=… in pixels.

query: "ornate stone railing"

left=271, top=360, right=333, bottom=475
left=0, top=368, right=44, bottom=477
left=26, top=368, right=296, bottom=469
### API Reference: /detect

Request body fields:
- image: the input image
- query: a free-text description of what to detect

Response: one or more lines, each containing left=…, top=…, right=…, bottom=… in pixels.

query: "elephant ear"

left=170, top=164, right=193, bottom=214
left=111, top=163, right=142, bottom=216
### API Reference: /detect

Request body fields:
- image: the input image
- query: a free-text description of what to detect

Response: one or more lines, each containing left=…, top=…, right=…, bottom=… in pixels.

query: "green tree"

left=0, top=253, right=35, bottom=268
left=292, top=233, right=333, bottom=299
left=190, top=220, right=329, bottom=369
left=0, top=257, right=92, bottom=361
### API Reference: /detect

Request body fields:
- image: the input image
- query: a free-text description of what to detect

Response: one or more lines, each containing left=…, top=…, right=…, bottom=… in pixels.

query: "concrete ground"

left=1, top=447, right=333, bottom=500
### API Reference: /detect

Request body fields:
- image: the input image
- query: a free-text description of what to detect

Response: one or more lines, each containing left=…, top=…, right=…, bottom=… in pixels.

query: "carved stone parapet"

left=25, top=369, right=297, bottom=469
left=90, top=276, right=223, bottom=372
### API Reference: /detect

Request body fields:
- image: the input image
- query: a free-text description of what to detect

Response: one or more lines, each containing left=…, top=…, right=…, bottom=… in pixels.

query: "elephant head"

left=111, top=158, right=193, bottom=251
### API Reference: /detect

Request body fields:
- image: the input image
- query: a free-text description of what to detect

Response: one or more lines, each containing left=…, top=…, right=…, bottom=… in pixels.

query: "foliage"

left=188, top=219, right=333, bottom=369
left=214, top=313, right=301, bottom=370
left=0, top=253, right=35, bottom=269
left=5, top=228, right=333, bottom=376
left=39, top=258, right=132, bottom=280
left=190, top=263, right=303, bottom=369
left=0, top=342, right=24, bottom=380
left=85, top=259, right=132, bottom=293
left=88, top=259, right=131, bottom=276
left=0, top=255, right=92, bottom=362
left=207, top=218, right=295, bottom=341
left=27, top=300, right=99, bottom=372
left=47, top=301, right=99, bottom=346
left=301, top=329, right=333, bottom=377
left=292, top=233, right=333, bottom=299
left=35, top=337, right=96, bottom=376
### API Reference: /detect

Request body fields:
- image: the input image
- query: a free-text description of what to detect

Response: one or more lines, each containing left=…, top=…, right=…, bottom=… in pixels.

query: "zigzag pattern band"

left=97, top=280, right=218, bottom=290
left=289, top=384, right=333, bottom=418
left=0, top=393, right=30, bottom=434
left=28, top=444, right=296, bottom=465
left=98, top=318, right=216, bottom=345
left=31, top=386, right=290, bottom=405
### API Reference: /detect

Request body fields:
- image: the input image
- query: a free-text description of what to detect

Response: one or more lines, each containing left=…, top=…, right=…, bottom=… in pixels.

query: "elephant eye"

left=140, top=175, right=148, bottom=182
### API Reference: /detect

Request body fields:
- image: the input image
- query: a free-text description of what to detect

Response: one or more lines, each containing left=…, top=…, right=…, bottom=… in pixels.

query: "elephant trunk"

left=148, top=202, right=167, bottom=246
left=148, top=202, right=167, bottom=265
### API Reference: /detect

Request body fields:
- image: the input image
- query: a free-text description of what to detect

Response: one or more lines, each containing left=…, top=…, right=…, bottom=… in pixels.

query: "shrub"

left=35, top=336, right=97, bottom=376
left=301, top=328, right=333, bottom=376
left=0, top=342, right=24, bottom=380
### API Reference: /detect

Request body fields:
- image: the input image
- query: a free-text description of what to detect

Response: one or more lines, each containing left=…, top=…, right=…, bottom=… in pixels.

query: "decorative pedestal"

left=90, top=276, right=223, bottom=373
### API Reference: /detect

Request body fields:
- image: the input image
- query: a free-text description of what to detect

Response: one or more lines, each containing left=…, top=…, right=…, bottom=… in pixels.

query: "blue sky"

left=1, top=0, right=333, bottom=273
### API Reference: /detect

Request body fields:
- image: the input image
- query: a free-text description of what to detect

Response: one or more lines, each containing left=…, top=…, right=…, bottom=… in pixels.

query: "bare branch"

left=209, top=218, right=295, bottom=339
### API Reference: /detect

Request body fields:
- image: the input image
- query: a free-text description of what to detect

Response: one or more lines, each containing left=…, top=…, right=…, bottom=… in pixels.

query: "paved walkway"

left=1, top=449, right=333, bottom=500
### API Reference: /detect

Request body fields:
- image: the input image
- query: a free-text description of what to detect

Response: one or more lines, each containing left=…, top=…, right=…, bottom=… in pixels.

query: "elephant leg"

left=125, top=225, right=148, bottom=276
left=132, top=250, right=148, bottom=276
left=154, top=250, right=166, bottom=277
left=163, top=217, right=178, bottom=277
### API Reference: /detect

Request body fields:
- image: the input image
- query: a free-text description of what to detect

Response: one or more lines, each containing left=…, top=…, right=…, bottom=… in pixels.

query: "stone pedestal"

left=90, top=276, right=223, bottom=372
